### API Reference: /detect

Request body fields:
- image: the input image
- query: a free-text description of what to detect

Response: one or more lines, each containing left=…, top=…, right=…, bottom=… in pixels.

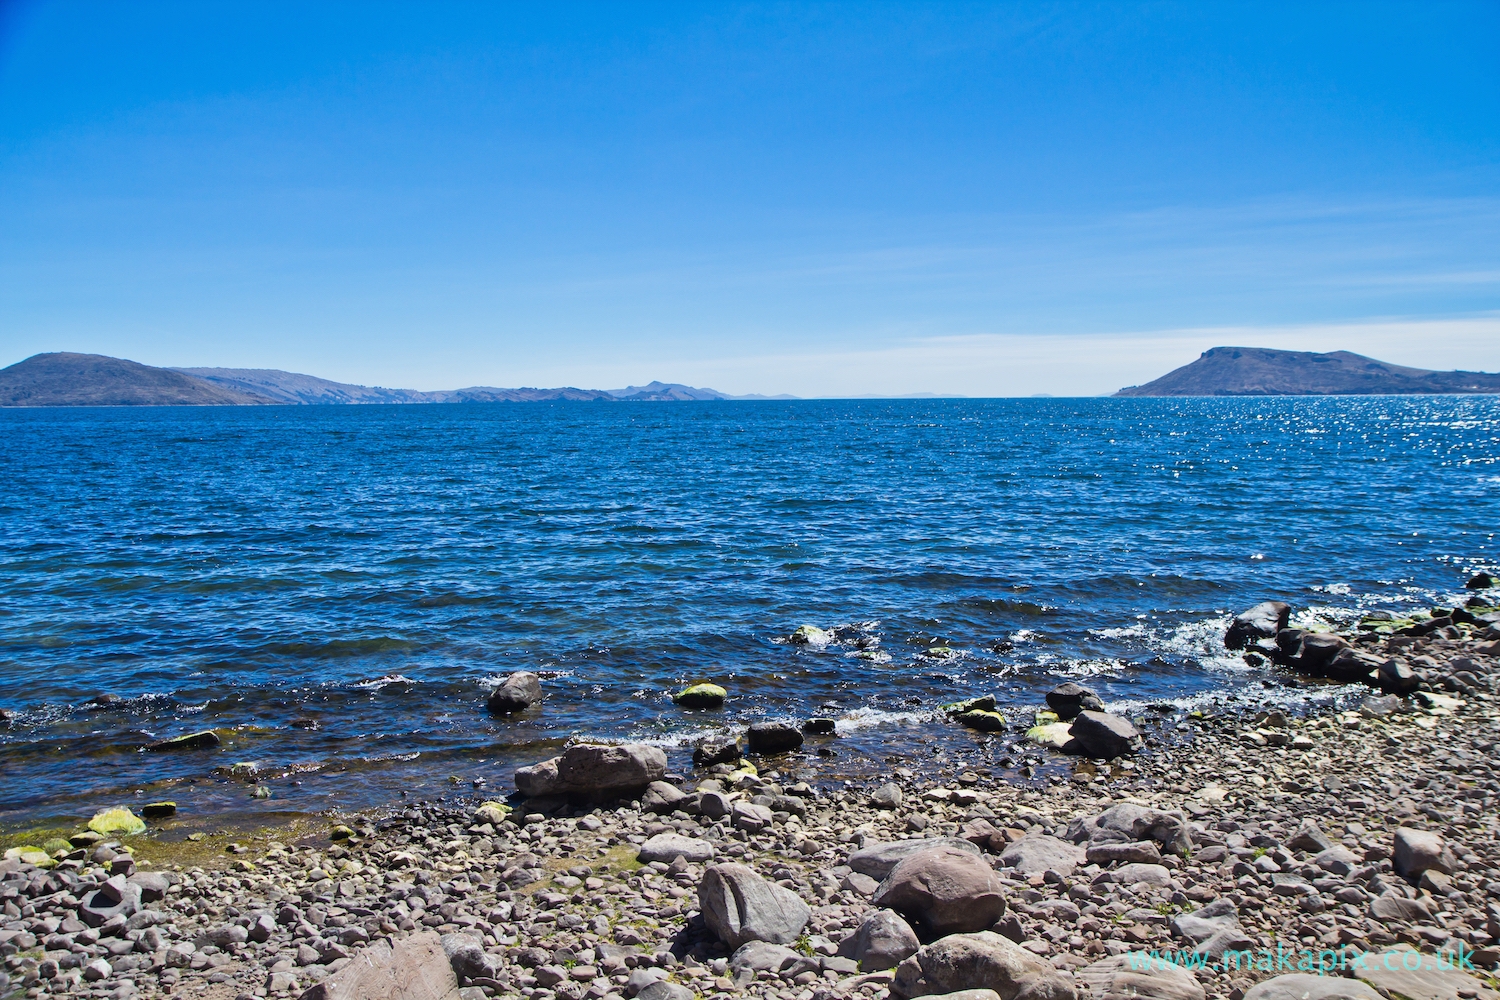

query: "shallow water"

left=1, top=397, right=1496, bottom=827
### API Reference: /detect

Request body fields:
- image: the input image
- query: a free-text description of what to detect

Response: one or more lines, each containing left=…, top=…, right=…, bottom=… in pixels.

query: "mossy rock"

left=955, top=709, right=1007, bottom=732
left=87, top=808, right=146, bottom=837
left=4, top=845, right=54, bottom=867
left=1026, top=721, right=1075, bottom=750
left=474, top=801, right=511, bottom=826
left=673, top=683, right=727, bottom=709
left=1033, top=709, right=1060, bottom=726
left=41, top=838, right=73, bottom=857
left=789, top=625, right=830, bottom=645
left=926, top=646, right=956, bottom=657
left=943, top=695, right=996, bottom=716
left=329, top=824, right=355, bottom=841
left=140, top=802, right=177, bottom=820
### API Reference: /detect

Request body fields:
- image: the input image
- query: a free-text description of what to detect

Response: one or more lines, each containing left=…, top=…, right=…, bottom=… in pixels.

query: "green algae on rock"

left=141, top=801, right=177, bottom=819
left=789, top=625, right=830, bottom=645
left=87, top=807, right=146, bottom=836
left=673, top=683, right=727, bottom=709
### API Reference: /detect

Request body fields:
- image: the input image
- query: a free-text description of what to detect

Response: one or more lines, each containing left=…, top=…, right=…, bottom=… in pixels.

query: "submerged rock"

left=486, top=671, right=542, bottom=714
left=692, top=739, right=741, bottom=766
left=146, top=730, right=221, bottom=752
left=672, top=683, right=727, bottom=709
left=790, top=625, right=831, bottom=645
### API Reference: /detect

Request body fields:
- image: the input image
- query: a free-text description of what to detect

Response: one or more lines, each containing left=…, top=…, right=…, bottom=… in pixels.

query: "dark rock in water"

left=140, top=802, right=177, bottom=820
left=487, top=671, right=542, bottom=714
left=88, top=694, right=124, bottom=711
left=1067, top=710, right=1139, bottom=758
left=801, top=717, right=836, bottom=735
left=1467, top=572, right=1495, bottom=589
left=1225, top=601, right=1291, bottom=650
left=289, top=717, right=320, bottom=730
left=1295, top=633, right=1349, bottom=673
left=146, top=730, right=221, bottom=752
left=693, top=740, right=741, bottom=767
left=0, top=708, right=14, bottom=724
left=1045, top=682, right=1103, bottom=721
left=1275, top=628, right=1305, bottom=658
left=954, top=708, right=1006, bottom=732
left=746, top=721, right=804, bottom=754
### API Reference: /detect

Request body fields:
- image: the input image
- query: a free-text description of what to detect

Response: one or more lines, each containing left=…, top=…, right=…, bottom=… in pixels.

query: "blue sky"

left=2, top=2, right=1498, bottom=396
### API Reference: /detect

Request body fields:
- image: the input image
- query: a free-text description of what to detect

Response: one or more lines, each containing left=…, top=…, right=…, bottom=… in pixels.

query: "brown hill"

left=1115, top=347, right=1500, bottom=397
left=0, top=353, right=277, bottom=406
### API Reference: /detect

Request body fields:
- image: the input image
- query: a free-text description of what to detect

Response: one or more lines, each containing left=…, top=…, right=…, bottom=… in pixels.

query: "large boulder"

left=998, top=835, right=1085, bottom=877
left=746, top=721, right=804, bottom=754
left=839, top=909, right=920, bottom=972
left=1225, top=601, right=1291, bottom=650
left=849, top=838, right=983, bottom=880
left=1045, top=683, right=1103, bottom=721
left=890, top=931, right=1076, bottom=1000
left=698, top=863, right=811, bottom=949
left=1068, top=803, right=1192, bottom=856
left=873, top=847, right=1007, bottom=938
left=1352, top=949, right=1500, bottom=1000
left=486, top=672, right=542, bottom=714
left=298, top=930, right=461, bottom=1000
left=1393, top=827, right=1453, bottom=879
left=514, top=758, right=562, bottom=797
left=1242, top=975, right=1382, bottom=1000
left=1068, top=712, right=1139, bottom=758
left=1075, top=954, right=1204, bottom=1000
left=515, top=743, right=667, bottom=799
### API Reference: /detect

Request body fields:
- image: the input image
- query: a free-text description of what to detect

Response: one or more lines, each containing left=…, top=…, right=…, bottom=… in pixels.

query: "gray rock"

left=556, top=743, right=668, bottom=798
left=1225, top=601, right=1291, bottom=649
left=699, top=862, right=811, bottom=949
left=729, top=941, right=819, bottom=978
left=1376, top=660, right=1419, bottom=694
left=746, top=721, right=804, bottom=754
left=1109, top=863, right=1172, bottom=887
left=692, top=740, right=741, bottom=766
left=1075, top=953, right=1205, bottom=1000
left=839, top=909, right=920, bottom=972
left=514, top=757, right=562, bottom=797
left=1312, top=846, right=1360, bottom=875
left=1392, top=827, right=1452, bottom=878
left=641, top=781, right=690, bottom=814
left=127, top=871, right=170, bottom=903
left=999, top=834, right=1086, bottom=876
left=1354, top=949, right=1499, bottom=1000
left=874, top=846, right=1008, bottom=937
left=1085, top=841, right=1161, bottom=865
left=637, top=983, right=696, bottom=1000
left=1369, top=895, right=1430, bottom=922
left=440, top=932, right=500, bottom=984
left=849, top=837, right=983, bottom=879
left=1169, top=899, right=1238, bottom=944
left=298, top=930, right=461, bottom=1000
left=487, top=671, right=542, bottom=713
left=1070, top=803, right=1192, bottom=856
left=1046, top=683, right=1104, bottom=721
left=625, top=968, right=669, bottom=997
left=872, top=783, right=904, bottom=809
left=79, top=881, right=141, bottom=927
left=924, top=993, right=1003, bottom=1000
left=637, top=833, right=715, bottom=864
left=890, top=931, right=1076, bottom=1000
left=1194, top=925, right=1256, bottom=962
left=1069, top=711, right=1140, bottom=758
left=1286, top=819, right=1333, bottom=854
left=732, top=801, right=775, bottom=832
left=699, top=789, right=731, bottom=819
left=1243, top=974, right=1383, bottom=1000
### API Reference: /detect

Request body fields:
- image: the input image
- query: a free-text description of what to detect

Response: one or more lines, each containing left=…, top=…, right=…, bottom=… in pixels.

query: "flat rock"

left=874, top=846, right=1008, bottom=937
left=998, top=835, right=1086, bottom=876
left=1353, top=948, right=1500, bottom=1000
left=1086, top=841, right=1161, bottom=865
left=849, top=838, right=983, bottom=880
left=1076, top=954, right=1204, bottom=1000
left=637, top=833, right=715, bottom=864
left=1169, top=899, right=1238, bottom=944
left=1369, top=895, right=1430, bottom=923
left=729, top=941, right=817, bottom=977
left=1243, top=974, right=1384, bottom=1000
left=699, top=862, right=811, bottom=949
left=890, top=931, right=1076, bottom=1000
left=1109, top=863, right=1172, bottom=887
left=297, top=930, right=461, bottom=1000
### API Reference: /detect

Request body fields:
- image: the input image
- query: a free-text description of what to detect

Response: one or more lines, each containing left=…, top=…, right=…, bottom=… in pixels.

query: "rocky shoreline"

left=4, top=588, right=1500, bottom=1000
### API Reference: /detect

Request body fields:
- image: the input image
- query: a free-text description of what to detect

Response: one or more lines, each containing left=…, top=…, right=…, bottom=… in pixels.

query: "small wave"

left=351, top=674, right=415, bottom=691
left=1090, top=624, right=1147, bottom=639
left=833, top=706, right=940, bottom=733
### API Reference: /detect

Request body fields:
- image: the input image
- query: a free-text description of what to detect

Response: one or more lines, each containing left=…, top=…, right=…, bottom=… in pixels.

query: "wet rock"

left=1068, top=711, right=1140, bottom=758
left=146, top=729, right=222, bottom=751
left=699, top=862, right=811, bottom=949
left=1393, top=827, right=1452, bottom=878
left=1075, top=953, right=1205, bottom=1000
left=790, top=624, right=831, bottom=645
left=299, top=930, right=461, bottom=1000
left=673, top=683, right=726, bottom=709
left=746, top=721, right=804, bottom=754
left=874, top=845, right=1007, bottom=937
left=140, top=801, right=177, bottom=819
left=637, top=833, right=715, bottom=864
left=891, top=930, right=1076, bottom=1000
left=693, top=740, right=741, bottom=766
left=839, top=908, right=921, bottom=972
left=1468, top=572, right=1496, bottom=589
left=849, top=837, right=983, bottom=880
left=1225, top=601, right=1291, bottom=650
left=1045, top=683, right=1104, bottom=721
left=802, top=717, right=837, bottom=734
left=487, top=671, right=543, bottom=714
left=87, top=807, right=146, bottom=836
left=998, top=835, right=1086, bottom=877
left=1243, top=975, right=1383, bottom=1000
left=1376, top=658, right=1419, bottom=694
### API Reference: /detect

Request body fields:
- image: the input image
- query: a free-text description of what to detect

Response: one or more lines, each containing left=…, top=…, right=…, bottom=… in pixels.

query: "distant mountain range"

left=0, top=353, right=796, bottom=406
left=1115, top=347, right=1500, bottom=397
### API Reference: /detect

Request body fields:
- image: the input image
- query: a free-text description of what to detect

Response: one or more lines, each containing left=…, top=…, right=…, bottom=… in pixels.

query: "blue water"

left=1, top=397, right=1496, bottom=827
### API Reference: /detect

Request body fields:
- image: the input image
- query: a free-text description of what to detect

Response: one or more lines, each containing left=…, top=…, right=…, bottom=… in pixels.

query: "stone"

left=1353, top=948, right=1500, bottom=1000
left=1112, top=863, right=1172, bottom=887
left=637, top=982, right=695, bottom=1000
left=268, top=971, right=301, bottom=993
left=1243, top=974, right=1383, bottom=1000
left=641, top=781, right=691, bottom=814
left=699, top=789, right=732, bottom=819
left=746, top=721, right=805, bottom=754
left=890, top=931, right=1076, bottom=1000
left=673, top=683, right=727, bottom=709
left=145, top=730, right=221, bottom=751
left=1045, top=683, right=1104, bottom=721
left=1193, top=926, right=1256, bottom=962
left=514, top=757, right=562, bottom=797
left=693, top=740, right=741, bottom=766
left=140, top=801, right=177, bottom=819
left=732, top=800, right=774, bottom=832
left=1085, top=841, right=1161, bottom=865
left=1369, top=895, right=1430, bottom=922
left=83, top=958, right=112, bottom=981
left=127, top=871, right=171, bottom=903
left=802, top=717, right=837, bottom=734
left=87, top=807, right=147, bottom=836
left=1467, top=572, right=1495, bottom=589
left=925, top=993, right=1002, bottom=1000
left=472, top=801, right=511, bottom=826
left=955, top=708, right=1008, bottom=732
left=839, top=908, right=920, bottom=972
left=441, top=932, right=501, bottom=984
left=626, top=968, right=670, bottom=996
left=1376, top=659, right=1419, bottom=694
left=699, top=862, right=811, bottom=949
left=638, top=833, right=715, bottom=864
left=1068, top=711, right=1139, bottom=758
left=1225, top=601, right=1291, bottom=649
left=1070, top=803, right=1192, bottom=856
left=298, top=930, right=462, bottom=1000
left=1169, top=899, right=1239, bottom=944
left=1286, top=819, right=1334, bottom=854
left=1392, top=827, right=1452, bottom=878
left=487, top=671, right=543, bottom=713
left=729, top=941, right=819, bottom=978
left=872, top=783, right=904, bottom=809
left=849, top=838, right=984, bottom=879
left=554, top=742, right=668, bottom=798
left=790, top=625, right=831, bottom=645
left=874, top=846, right=1008, bottom=937
left=999, top=835, right=1086, bottom=876
left=79, top=880, right=141, bottom=927
left=1075, top=953, right=1205, bottom=1000
left=1313, top=846, right=1360, bottom=875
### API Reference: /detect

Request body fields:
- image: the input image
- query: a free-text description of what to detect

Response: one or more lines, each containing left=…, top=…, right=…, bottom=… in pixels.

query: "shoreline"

left=2, top=595, right=1498, bottom=1000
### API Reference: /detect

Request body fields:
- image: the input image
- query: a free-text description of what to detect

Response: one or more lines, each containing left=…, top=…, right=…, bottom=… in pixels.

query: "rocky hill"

left=0, top=353, right=276, bottom=406
left=1115, top=346, right=1500, bottom=396
left=175, top=367, right=616, bottom=403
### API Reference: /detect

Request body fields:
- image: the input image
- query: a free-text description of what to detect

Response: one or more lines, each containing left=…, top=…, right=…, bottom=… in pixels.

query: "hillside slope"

left=1115, top=347, right=1500, bottom=396
left=0, top=353, right=276, bottom=406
